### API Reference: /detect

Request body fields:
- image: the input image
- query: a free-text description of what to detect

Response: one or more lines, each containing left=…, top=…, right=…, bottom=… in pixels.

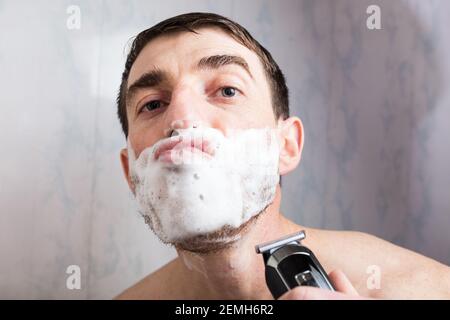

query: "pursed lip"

left=154, top=136, right=215, bottom=161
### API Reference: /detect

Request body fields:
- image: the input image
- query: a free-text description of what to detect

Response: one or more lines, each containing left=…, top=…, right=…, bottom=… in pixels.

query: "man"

left=115, top=12, right=450, bottom=299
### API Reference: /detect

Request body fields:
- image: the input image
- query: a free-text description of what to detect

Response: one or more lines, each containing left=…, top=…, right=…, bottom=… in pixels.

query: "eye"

left=142, top=100, right=163, bottom=112
left=220, top=86, right=237, bottom=98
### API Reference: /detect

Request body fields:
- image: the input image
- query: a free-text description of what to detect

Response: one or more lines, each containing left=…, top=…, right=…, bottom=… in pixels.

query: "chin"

left=171, top=209, right=266, bottom=254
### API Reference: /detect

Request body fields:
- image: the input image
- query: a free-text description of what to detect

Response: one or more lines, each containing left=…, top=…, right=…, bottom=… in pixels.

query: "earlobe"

left=278, top=117, right=304, bottom=175
left=120, top=148, right=135, bottom=194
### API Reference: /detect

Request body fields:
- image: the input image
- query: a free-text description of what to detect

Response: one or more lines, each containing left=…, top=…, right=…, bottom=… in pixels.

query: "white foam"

left=127, top=127, right=280, bottom=243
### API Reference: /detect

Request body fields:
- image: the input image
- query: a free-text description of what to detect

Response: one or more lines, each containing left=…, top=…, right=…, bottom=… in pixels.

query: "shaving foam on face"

left=127, top=127, right=280, bottom=244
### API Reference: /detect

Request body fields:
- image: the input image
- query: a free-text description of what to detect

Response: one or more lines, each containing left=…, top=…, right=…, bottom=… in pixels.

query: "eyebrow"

left=126, top=69, right=167, bottom=104
left=197, top=54, right=253, bottom=79
left=126, top=54, right=253, bottom=106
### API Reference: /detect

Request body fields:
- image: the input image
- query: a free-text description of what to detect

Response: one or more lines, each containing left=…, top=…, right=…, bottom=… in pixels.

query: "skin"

left=116, top=27, right=450, bottom=300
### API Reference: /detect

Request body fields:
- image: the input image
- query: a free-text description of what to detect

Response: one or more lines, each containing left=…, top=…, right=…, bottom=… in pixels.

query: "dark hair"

left=117, top=12, right=289, bottom=137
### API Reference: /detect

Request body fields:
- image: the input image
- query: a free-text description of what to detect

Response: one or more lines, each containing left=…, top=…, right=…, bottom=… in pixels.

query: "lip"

left=154, top=136, right=215, bottom=162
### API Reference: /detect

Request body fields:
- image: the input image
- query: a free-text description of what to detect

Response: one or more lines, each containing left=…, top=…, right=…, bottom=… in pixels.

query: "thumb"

left=328, top=269, right=359, bottom=296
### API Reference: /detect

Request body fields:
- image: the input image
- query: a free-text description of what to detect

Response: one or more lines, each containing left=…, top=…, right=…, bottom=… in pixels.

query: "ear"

left=120, top=148, right=135, bottom=194
left=277, top=116, right=304, bottom=175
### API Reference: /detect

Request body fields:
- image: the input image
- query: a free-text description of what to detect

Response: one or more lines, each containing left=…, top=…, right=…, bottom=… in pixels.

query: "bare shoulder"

left=114, top=258, right=182, bottom=300
left=308, top=228, right=450, bottom=299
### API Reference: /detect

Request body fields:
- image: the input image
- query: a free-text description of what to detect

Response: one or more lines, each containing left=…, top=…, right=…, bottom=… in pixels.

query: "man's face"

left=124, top=27, right=277, bottom=161
left=119, top=27, right=303, bottom=251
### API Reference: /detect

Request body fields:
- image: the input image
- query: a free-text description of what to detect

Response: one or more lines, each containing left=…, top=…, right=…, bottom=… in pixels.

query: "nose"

left=162, top=85, right=209, bottom=137
left=166, top=119, right=202, bottom=137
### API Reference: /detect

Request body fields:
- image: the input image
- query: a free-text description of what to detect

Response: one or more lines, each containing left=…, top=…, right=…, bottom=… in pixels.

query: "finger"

left=278, top=285, right=364, bottom=300
left=328, top=269, right=359, bottom=296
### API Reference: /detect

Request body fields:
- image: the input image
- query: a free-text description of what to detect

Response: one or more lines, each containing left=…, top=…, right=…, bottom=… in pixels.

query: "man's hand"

left=279, top=269, right=368, bottom=300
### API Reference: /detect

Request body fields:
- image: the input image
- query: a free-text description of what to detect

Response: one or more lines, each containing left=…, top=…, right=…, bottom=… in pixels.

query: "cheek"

left=248, top=104, right=278, bottom=128
left=247, top=90, right=277, bottom=124
left=210, top=111, right=251, bottom=135
left=228, top=102, right=276, bottom=129
left=128, top=129, right=158, bottom=156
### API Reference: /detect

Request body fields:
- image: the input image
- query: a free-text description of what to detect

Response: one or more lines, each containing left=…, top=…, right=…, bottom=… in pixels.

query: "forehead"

left=127, top=27, right=266, bottom=86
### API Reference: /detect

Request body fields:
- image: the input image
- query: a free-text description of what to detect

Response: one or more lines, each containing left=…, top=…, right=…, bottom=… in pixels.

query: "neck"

left=175, top=186, right=304, bottom=299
